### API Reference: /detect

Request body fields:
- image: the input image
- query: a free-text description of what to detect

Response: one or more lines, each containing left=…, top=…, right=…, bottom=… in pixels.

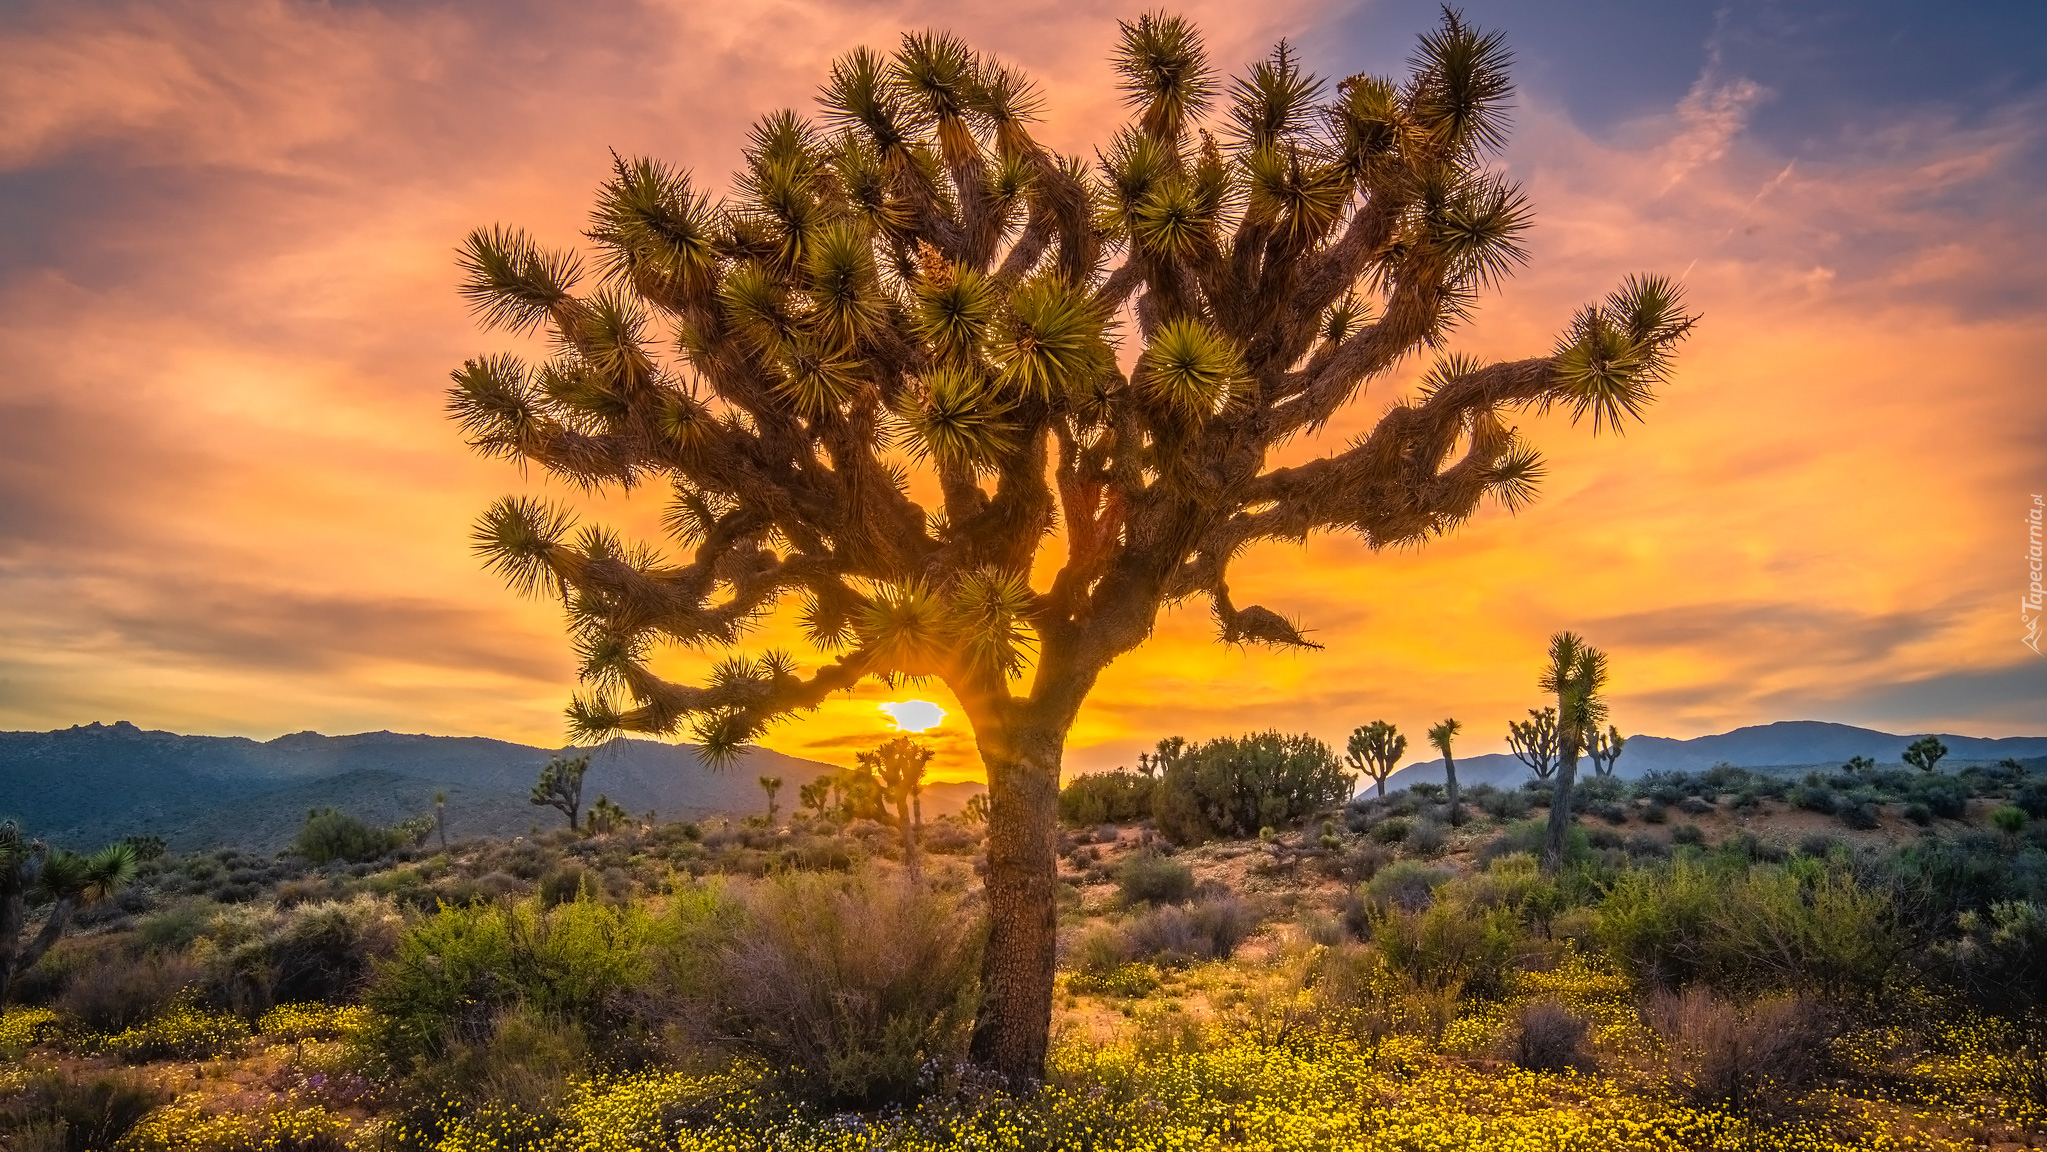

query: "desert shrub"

left=1368, top=817, right=1411, bottom=845
left=1623, top=832, right=1668, bottom=860
left=292, top=808, right=399, bottom=865
left=1909, top=775, right=1969, bottom=820
left=1597, top=858, right=1897, bottom=996
left=1066, top=962, right=1162, bottom=998
left=1678, top=796, right=1714, bottom=816
left=1895, top=800, right=1929, bottom=825
left=0, top=1068, right=165, bottom=1152
left=257, top=1002, right=376, bottom=1043
left=1648, top=988, right=1829, bottom=1114
left=1670, top=823, right=1705, bottom=847
left=102, top=998, right=250, bottom=1062
left=1789, top=785, right=1837, bottom=816
left=1480, top=819, right=1589, bottom=866
left=1408, top=819, right=1446, bottom=857
left=1511, top=999, right=1592, bottom=1074
left=369, top=894, right=670, bottom=1065
left=1323, top=841, right=1391, bottom=884
left=1067, top=923, right=1133, bottom=976
left=2015, top=781, right=2047, bottom=819
left=1152, top=731, right=1351, bottom=844
left=1838, top=800, right=1880, bottom=831
left=115, top=1098, right=352, bottom=1152
left=539, top=863, right=591, bottom=908
left=1586, top=826, right=1624, bottom=851
left=1940, top=900, right=2047, bottom=1008
left=922, top=821, right=979, bottom=857
left=58, top=950, right=205, bottom=1033
left=712, top=868, right=982, bottom=1108
left=1122, top=894, right=1256, bottom=967
left=1641, top=800, right=1668, bottom=824
left=1058, top=770, right=1157, bottom=827
left=269, top=897, right=402, bottom=1005
left=1365, top=861, right=1452, bottom=913
left=1796, top=834, right=1838, bottom=858
left=1115, top=851, right=1194, bottom=907
left=1372, top=899, right=1520, bottom=996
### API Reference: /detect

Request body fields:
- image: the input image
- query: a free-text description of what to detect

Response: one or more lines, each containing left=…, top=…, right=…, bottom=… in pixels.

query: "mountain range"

left=0, top=721, right=983, bottom=855
left=7, top=719, right=2044, bottom=856
left=1384, top=720, right=2047, bottom=791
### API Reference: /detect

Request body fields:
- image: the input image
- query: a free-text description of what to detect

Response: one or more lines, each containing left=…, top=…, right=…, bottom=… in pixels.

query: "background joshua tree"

left=799, top=777, right=833, bottom=819
left=1507, top=707, right=1559, bottom=782
left=1538, top=631, right=1609, bottom=873
left=1904, top=736, right=1949, bottom=774
left=861, top=736, right=933, bottom=878
left=434, top=790, right=449, bottom=850
left=1842, top=755, right=1876, bottom=774
left=1, top=820, right=136, bottom=1006
left=1427, top=717, right=1462, bottom=825
left=530, top=754, right=590, bottom=830
left=759, top=774, right=784, bottom=824
left=1347, top=720, right=1407, bottom=799
left=587, top=794, right=631, bottom=834
left=447, top=12, right=1692, bottom=1078
left=1587, top=724, right=1626, bottom=778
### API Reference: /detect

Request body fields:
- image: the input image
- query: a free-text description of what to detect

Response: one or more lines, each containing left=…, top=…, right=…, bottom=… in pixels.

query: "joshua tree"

left=1587, top=724, right=1626, bottom=778
left=1426, top=718, right=1463, bottom=825
left=963, top=792, right=990, bottom=826
left=1347, top=720, right=1407, bottom=799
left=446, top=13, right=1692, bottom=1078
left=759, top=774, right=784, bottom=823
left=2, top=821, right=136, bottom=1006
left=1903, top=736, right=1948, bottom=775
left=1842, top=755, right=1875, bottom=775
left=586, top=793, right=631, bottom=834
left=1538, top=632, right=1610, bottom=873
left=799, top=777, right=833, bottom=819
left=530, top=754, right=590, bottom=830
left=433, top=790, right=449, bottom=850
left=862, top=736, right=933, bottom=878
left=1506, top=707, right=1559, bottom=781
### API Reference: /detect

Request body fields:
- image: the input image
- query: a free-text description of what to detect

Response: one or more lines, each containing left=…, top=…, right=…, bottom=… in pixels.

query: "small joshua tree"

left=1587, top=724, right=1626, bottom=778
left=1427, top=717, right=1463, bottom=825
left=1842, top=755, right=1875, bottom=775
left=799, top=777, right=833, bottom=819
left=1903, top=736, right=1948, bottom=775
left=1347, top=720, right=1407, bottom=799
left=759, top=775, right=784, bottom=824
left=433, top=790, right=449, bottom=850
left=861, top=736, right=933, bottom=878
left=1539, top=632, right=1610, bottom=874
left=587, top=794, right=631, bottom=834
left=1, top=821, right=137, bottom=1006
left=1507, top=707, right=1559, bottom=782
left=530, top=754, right=591, bottom=830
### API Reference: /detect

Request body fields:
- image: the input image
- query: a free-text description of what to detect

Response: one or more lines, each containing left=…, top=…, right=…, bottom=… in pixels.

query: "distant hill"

left=0, top=721, right=984, bottom=854
left=1383, top=720, right=2047, bottom=792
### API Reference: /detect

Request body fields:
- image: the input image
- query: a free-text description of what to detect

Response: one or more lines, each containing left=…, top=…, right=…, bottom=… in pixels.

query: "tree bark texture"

left=967, top=724, right=1063, bottom=1084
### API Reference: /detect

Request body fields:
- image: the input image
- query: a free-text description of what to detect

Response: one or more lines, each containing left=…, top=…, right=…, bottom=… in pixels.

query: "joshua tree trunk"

left=1, top=896, right=75, bottom=1008
left=1543, top=745, right=1579, bottom=874
left=965, top=714, right=1065, bottom=1085
left=1444, top=753, right=1462, bottom=827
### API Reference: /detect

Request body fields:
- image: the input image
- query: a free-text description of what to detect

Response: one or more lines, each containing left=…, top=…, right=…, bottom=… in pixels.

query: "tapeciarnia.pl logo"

left=2026, top=494, right=2044, bottom=656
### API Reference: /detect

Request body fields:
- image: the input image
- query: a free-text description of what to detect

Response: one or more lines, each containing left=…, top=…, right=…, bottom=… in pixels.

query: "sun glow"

left=878, top=700, right=947, bottom=733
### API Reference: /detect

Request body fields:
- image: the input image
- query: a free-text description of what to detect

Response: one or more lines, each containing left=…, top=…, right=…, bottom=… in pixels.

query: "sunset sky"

left=2, top=0, right=2041, bottom=782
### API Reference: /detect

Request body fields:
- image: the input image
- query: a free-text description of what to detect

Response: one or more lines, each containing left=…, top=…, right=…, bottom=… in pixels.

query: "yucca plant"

left=1, top=820, right=137, bottom=1005
left=1538, top=631, right=1610, bottom=872
left=1427, top=718, right=1463, bottom=825
left=1346, top=720, right=1407, bottom=799
left=447, top=11, right=1693, bottom=1078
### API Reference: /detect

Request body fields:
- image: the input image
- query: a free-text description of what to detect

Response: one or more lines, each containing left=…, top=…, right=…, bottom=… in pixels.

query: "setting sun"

left=877, top=700, right=947, bottom=734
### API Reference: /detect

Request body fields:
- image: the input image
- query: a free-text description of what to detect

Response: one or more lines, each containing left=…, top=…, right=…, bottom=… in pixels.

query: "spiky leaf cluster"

left=447, top=12, right=1694, bottom=754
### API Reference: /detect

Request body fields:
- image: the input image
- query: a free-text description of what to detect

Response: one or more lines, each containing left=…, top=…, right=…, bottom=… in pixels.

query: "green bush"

left=1120, top=895, right=1256, bottom=967
left=1152, top=731, right=1351, bottom=844
left=368, top=893, right=673, bottom=1065
left=0, top=1068, right=165, bottom=1151
left=1115, top=851, right=1194, bottom=906
left=1059, top=771, right=1157, bottom=826
left=293, top=808, right=400, bottom=865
